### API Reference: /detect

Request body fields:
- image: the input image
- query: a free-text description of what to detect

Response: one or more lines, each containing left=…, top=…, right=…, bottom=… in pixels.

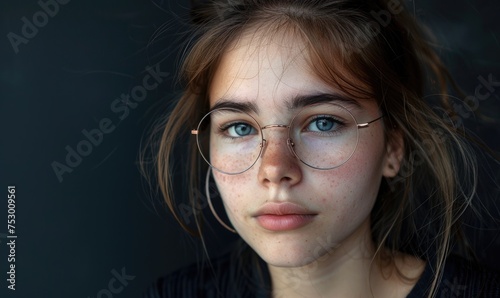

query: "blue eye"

left=306, top=117, right=339, bottom=132
left=225, top=122, right=256, bottom=137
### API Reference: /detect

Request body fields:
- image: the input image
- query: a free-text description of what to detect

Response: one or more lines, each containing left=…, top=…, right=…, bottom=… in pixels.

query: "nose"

left=257, top=125, right=302, bottom=188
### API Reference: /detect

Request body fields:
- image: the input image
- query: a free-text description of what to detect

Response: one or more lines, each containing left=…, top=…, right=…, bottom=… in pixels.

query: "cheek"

left=314, top=131, right=386, bottom=214
left=210, top=148, right=253, bottom=174
left=349, top=127, right=387, bottom=177
left=212, top=171, right=251, bottom=216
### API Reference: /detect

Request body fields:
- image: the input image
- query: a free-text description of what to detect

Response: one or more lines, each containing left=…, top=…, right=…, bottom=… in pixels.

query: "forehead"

left=209, top=29, right=336, bottom=109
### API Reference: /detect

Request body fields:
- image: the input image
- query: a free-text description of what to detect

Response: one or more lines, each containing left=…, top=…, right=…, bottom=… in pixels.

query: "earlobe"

left=382, top=131, right=404, bottom=178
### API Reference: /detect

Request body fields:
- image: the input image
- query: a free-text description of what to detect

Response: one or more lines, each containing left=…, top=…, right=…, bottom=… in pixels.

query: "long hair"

left=144, top=1, right=485, bottom=297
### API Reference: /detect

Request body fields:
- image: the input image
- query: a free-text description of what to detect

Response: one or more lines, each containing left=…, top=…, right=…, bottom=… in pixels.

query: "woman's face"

left=208, top=31, right=402, bottom=268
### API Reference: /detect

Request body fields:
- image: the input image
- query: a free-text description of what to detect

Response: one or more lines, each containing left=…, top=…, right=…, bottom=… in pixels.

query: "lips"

left=253, top=202, right=317, bottom=231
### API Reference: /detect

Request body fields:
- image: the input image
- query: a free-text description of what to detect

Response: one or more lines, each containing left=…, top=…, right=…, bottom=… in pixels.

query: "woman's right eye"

left=222, top=122, right=257, bottom=137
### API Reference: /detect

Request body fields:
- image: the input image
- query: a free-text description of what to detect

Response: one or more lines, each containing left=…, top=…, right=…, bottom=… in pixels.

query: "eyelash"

left=303, top=115, right=346, bottom=135
left=217, top=121, right=257, bottom=139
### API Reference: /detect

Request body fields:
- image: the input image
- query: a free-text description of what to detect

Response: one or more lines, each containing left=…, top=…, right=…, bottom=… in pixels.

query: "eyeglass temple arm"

left=357, top=115, right=384, bottom=128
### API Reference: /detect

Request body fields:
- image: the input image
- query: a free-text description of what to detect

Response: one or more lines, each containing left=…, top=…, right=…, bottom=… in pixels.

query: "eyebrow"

left=288, top=93, right=361, bottom=110
left=210, top=100, right=259, bottom=114
left=210, top=93, right=361, bottom=113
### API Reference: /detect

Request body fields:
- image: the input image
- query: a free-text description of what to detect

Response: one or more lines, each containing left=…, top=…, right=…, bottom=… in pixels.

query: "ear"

left=382, top=130, right=404, bottom=178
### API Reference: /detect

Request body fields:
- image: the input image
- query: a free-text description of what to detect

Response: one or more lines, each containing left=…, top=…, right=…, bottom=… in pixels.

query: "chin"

left=245, top=231, right=341, bottom=268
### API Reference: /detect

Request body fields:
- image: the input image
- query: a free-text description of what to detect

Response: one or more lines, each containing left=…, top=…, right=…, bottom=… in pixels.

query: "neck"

left=267, top=219, right=424, bottom=298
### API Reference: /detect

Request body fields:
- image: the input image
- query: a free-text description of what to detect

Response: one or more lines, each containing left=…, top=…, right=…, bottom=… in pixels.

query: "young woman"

left=143, top=0, right=499, bottom=297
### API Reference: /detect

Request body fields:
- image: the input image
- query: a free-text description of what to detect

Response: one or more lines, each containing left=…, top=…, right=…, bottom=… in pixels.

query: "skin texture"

left=208, top=29, right=418, bottom=297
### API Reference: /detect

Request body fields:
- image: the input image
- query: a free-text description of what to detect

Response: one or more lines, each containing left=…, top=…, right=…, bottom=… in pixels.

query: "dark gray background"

left=1, top=0, right=499, bottom=297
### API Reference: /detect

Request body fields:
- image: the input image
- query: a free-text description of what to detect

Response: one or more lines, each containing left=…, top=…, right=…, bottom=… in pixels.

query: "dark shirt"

left=144, top=244, right=500, bottom=298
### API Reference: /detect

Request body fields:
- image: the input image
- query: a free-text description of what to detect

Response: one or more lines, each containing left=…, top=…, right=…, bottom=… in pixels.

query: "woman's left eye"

left=306, top=116, right=340, bottom=132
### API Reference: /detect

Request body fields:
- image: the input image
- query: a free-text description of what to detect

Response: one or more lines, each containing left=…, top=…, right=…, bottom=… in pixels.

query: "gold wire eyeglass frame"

left=191, top=104, right=384, bottom=175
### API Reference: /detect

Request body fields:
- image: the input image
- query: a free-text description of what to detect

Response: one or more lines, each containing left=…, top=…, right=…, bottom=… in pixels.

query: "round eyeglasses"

left=191, top=103, right=383, bottom=175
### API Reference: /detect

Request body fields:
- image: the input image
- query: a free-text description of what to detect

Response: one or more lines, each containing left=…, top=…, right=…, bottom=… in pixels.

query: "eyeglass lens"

left=195, top=104, right=360, bottom=174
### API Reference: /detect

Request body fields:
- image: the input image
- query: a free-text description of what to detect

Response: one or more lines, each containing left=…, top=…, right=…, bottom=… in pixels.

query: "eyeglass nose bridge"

left=259, top=123, right=296, bottom=158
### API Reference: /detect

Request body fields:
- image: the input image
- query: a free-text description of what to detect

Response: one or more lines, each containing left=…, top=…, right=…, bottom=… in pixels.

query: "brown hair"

left=144, top=1, right=483, bottom=297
